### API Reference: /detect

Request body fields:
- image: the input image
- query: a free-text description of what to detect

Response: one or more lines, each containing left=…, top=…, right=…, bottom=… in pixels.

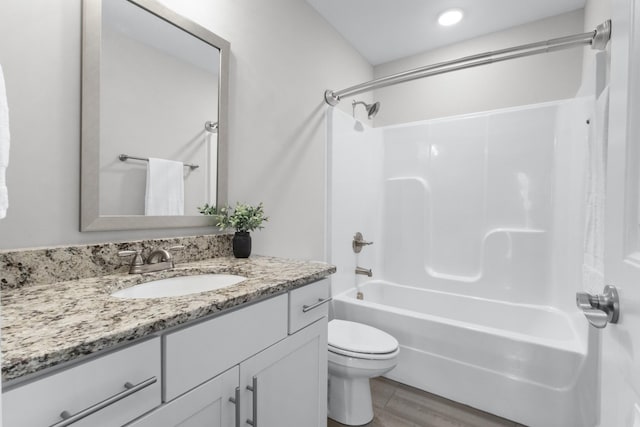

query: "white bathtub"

left=332, top=280, right=598, bottom=427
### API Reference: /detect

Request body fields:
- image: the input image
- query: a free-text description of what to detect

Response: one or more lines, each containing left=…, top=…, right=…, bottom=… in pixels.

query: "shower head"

left=367, top=102, right=380, bottom=118
left=352, top=100, right=381, bottom=119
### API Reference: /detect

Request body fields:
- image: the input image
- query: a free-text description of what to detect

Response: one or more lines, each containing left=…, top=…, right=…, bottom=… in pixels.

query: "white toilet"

left=327, top=319, right=400, bottom=426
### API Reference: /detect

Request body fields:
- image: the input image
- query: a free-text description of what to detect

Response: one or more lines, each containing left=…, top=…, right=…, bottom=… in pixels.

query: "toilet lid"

left=328, top=319, right=398, bottom=355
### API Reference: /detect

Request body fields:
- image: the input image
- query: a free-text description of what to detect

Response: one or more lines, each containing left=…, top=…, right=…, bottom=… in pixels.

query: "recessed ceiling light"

left=438, top=9, right=464, bottom=26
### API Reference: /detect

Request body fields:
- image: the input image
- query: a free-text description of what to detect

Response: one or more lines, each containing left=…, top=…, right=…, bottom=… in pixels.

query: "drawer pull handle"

left=50, top=376, right=157, bottom=427
left=302, top=297, right=332, bottom=313
left=246, top=376, right=258, bottom=426
left=229, top=387, right=241, bottom=427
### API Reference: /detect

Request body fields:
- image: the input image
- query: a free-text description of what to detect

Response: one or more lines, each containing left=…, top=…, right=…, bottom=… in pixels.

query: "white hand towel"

left=0, top=64, right=10, bottom=219
left=145, top=157, right=184, bottom=216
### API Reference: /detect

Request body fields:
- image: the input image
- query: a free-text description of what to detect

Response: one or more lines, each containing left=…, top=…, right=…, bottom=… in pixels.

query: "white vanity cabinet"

left=2, top=278, right=330, bottom=427
left=130, top=319, right=327, bottom=427
left=2, top=337, right=162, bottom=427
left=238, top=279, right=329, bottom=427
left=155, top=279, right=329, bottom=427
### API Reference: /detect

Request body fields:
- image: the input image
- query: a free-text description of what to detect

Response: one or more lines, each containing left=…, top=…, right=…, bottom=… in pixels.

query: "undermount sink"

left=111, top=274, right=246, bottom=299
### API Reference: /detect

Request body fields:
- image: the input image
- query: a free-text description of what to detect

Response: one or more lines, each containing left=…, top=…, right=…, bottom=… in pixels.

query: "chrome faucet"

left=118, top=246, right=184, bottom=274
left=147, top=248, right=173, bottom=264
left=355, top=266, right=372, bottom=277
left=352, top=232, right=373, bottom=253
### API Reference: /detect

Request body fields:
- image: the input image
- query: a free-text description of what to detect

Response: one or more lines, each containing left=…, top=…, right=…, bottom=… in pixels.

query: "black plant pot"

left=233, top=231, right=252, bottom=258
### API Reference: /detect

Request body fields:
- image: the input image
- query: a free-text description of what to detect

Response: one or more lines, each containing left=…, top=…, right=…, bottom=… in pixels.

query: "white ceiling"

left=305, top=0, right=586, bottom=65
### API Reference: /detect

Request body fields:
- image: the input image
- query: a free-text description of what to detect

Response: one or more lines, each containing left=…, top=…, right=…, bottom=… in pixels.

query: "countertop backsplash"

left=0, top=234, right=233, bottom=290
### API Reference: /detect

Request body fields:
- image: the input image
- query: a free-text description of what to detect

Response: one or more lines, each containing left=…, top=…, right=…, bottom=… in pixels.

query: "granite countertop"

left=1, top=255, right=335, bottom=383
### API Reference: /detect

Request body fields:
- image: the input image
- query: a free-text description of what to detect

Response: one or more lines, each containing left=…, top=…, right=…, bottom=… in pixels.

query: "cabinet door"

left=240, top=318, right=327, bottom=427
left=127, top=366, right=239, bottom=427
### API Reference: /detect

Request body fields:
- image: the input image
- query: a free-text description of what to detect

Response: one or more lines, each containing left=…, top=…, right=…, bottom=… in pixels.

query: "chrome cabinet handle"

left=302, top=297, right=332, bottom=313
left=576, top=285, right=620, bottom=328
left=246, top=376, right=258, bottom=426
left=229, top=387, right=241, bottom=427
left=49, top=376, right=157, bottom=427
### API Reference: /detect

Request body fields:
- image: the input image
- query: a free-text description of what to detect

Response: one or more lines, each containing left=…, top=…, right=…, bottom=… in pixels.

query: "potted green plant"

left=198, top=202, right=268, bottom=258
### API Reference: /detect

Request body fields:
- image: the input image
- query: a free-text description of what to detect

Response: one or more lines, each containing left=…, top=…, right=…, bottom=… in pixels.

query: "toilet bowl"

left=327, top=319, right=399, bottom=426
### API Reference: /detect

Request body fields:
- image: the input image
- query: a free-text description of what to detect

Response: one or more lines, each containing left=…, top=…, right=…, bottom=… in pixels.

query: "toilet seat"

left=329, top=345, right=400, bottom=360
left=328, top=319, right=399, bottom=360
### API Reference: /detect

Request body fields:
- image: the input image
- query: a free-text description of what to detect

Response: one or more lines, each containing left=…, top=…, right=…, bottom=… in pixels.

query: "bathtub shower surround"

left=327, top=99, right=598, bottom=426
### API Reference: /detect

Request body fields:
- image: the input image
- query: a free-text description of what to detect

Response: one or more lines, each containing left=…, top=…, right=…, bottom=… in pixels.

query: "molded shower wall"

left=327, top=112, right=383, bottom=297
left=328, top=97, right=591, bottom=311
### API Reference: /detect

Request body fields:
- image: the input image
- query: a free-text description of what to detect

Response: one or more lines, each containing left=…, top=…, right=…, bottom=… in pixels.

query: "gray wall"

left=585, top=0, right=612, bottom=29
left=0, top=2, right=607, bottom=259
left=372, top=10, right=586, bottom=126
left=0, top=0, right=372, bottom=259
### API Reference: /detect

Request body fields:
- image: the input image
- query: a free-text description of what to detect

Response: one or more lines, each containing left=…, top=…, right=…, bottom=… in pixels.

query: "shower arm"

left=352, top=101, right=366, bottom=116
left=324, top=20, right=611, bottom=106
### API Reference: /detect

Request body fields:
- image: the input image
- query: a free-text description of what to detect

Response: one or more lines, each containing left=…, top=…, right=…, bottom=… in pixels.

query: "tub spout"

left=355, top=266, right=372, bottom=277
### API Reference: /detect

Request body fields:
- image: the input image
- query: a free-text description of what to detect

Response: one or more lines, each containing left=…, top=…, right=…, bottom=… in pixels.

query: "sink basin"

left=111, top=274, right=246, bottom=299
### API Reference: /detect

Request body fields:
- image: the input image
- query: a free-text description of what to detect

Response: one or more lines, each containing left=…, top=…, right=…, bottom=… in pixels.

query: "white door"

left=602, top=0, right=640, bottom=425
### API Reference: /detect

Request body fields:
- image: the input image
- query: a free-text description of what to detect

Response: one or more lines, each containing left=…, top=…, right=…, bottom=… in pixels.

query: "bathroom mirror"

left=81, top=0, right=229, bottom=231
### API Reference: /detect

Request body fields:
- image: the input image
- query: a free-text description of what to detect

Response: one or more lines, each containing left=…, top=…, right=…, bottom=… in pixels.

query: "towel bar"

left=118, top=154, right=199, bottom=170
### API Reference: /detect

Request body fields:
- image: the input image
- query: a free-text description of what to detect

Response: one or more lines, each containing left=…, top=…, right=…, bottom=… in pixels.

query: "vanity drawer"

left=163, top=294, right=288, bottom=402
left=289, top=279, right=330, bottom=334
left=2, top=337, right=161, bottom=427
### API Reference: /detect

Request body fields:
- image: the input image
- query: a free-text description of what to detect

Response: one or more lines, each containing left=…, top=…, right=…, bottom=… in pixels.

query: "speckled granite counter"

left=2, top=255, right=335, bottom=383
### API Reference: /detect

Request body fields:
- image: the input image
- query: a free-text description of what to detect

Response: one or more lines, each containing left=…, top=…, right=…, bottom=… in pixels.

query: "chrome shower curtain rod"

left=324, top=20, right=611, bottom=106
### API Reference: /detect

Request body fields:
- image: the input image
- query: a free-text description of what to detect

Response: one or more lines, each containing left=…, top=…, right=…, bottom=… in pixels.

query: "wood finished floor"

left=328, top=377, right=526, bottom=427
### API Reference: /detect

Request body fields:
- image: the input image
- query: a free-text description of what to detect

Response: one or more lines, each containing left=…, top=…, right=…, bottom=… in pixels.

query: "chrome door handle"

left=302, top=297, right=332, bottom=313
left=246, top=376, right=258, bottom=426
left=49, top=376, right=157, bottom=427
left=576, top=285, right=620, bottom=329
left=229, top=387, right=240, bottom=427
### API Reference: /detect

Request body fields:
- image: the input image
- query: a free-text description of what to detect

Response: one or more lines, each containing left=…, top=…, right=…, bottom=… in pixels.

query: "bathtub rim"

left=333, top=279, right=588, bottom=355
